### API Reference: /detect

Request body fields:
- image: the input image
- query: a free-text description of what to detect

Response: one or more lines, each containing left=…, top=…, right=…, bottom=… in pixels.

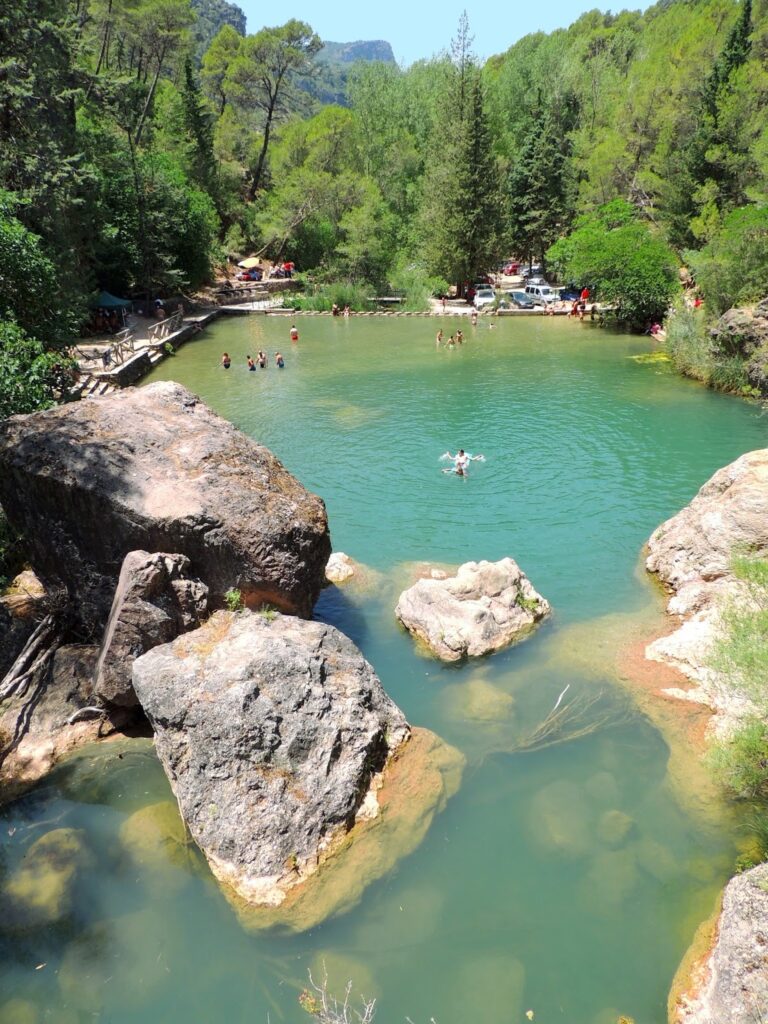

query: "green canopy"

left=91, top=290, right=131, bottom=309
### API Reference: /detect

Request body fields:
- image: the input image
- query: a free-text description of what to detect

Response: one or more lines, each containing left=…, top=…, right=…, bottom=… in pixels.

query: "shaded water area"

left=2, top=316, right=767, bottom=1023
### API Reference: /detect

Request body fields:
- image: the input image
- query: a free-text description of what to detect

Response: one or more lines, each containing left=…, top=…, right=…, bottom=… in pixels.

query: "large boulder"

left=646, top=449, right=768, bottom=593
left=131, top=610, right=411, bottom=908
left=0, top=382, right=330, bottom=631
left=710, top=300, right=768, bottom=360
left=95, top=550, right=208, bottom=707
left=394, top=558, right=550, bottom=661
left=672, top=862, right=768, bottom=1024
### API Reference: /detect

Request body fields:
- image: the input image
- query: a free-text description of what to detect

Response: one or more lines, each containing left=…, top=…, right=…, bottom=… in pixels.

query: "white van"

left=524, top=284, right=557, bottom=305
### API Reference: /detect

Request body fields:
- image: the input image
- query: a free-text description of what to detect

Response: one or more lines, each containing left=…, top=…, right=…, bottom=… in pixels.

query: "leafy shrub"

left=224, top=587, right=243, bottom=612
left=686, top=206, right=768, bottom=316
left=664, top=302, right=713, bottom=382
left=292, top=282, right=376, bottom=312
left=710, top=555, right=768, bottom=705
left=546, top=199, right=679, bottom=325
left=709, top=717, right=768, bottom=800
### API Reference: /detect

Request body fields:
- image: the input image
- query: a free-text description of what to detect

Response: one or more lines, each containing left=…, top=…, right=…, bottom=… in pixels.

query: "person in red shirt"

left=580, top=287, right=590, bottom=303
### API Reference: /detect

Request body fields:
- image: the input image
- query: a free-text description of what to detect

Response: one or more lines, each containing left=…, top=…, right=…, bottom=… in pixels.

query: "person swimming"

left=221, top=352, right=231, bottom=369
left=440, top=449, right=486, bottom=472
left=275, top=351, right=285, bottom=368
left=247, top=355, right=256, bottom=371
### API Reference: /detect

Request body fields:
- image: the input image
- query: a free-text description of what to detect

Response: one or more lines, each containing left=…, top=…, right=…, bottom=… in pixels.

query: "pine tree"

left=419, top=16, right=502, bottom=290
left=182, top=58, right=220, bottom=211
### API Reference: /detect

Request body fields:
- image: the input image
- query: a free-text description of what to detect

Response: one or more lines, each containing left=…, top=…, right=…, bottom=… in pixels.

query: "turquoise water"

left=1, top=315, right=766, bottom=1024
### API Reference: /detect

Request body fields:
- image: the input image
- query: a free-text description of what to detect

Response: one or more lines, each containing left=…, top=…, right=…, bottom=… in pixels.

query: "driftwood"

left=0, top=614, right=60, bottom=705
left=300, top=967, right=377, bottom=1024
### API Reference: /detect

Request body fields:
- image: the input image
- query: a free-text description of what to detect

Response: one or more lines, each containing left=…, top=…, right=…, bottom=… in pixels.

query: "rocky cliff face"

left=131, top=610, right=411, bottom=908
left=645, top=449, right=768, bottom=734
left=0, top=382, right=330, bottom=631
left=673, top=863, right=768, bottom=1024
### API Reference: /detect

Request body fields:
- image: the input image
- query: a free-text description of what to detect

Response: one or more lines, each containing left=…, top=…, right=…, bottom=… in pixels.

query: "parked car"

left=474, top=287, right=496, bottom=309
left=503, top=261, right=520, bottom=276
left=526, top=275, right=547, bottom=286
left=559, top=285, right=582, bottom=301
left=524, top=284, right=558, bottom=305
left=504, top=289, right=535, bottom=309
left=521, top=263, right=543, bottom=279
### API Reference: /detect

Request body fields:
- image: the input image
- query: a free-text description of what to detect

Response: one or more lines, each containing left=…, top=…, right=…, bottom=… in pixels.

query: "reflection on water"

left=1, top=318, right=766, bottom=1022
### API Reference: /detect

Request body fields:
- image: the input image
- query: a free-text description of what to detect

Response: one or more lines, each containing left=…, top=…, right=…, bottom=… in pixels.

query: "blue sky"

left=237, top=0, right=637, bottom=66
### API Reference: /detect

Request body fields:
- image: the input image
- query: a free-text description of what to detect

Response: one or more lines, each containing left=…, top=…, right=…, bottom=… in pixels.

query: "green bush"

left=710, top=555, right=768, bottom=705
left=291, top=282, right=376, bottom=312
left=387, top=262, right=449, bottom=312
left=709, top=717, right=768, bottom=800
left=686, top=206, right=768, bottom=316
left=664, top=302, right=713, bottom=382
left=224, top=587, right=243, bottom=612
left=546, top=199, right=679, bottom=325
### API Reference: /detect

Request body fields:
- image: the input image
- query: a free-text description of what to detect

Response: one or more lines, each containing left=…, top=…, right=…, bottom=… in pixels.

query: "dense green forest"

left=2, top=0, right=768, bottom=411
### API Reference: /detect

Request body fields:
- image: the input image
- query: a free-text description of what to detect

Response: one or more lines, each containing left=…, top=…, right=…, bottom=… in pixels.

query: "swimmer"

left=343, top=305, right=351, bottom=317
left=275, top=351, right=285, bottom=368
left=447, top=334, right=456, bottom=348
left=247, top=355, right=256, bottom=371
left=290, top=324, right=299, bottom=342
left=436, top=329, right=443, bottom=348
left=456, top=329, right=464, bottom=344
left=258, top=349, right=267, bottom=368
left=441, top=449, right=486, bottom=470
left=221, top=352, right=231, bottom=369
left=471, top=309, right=478, bottom=326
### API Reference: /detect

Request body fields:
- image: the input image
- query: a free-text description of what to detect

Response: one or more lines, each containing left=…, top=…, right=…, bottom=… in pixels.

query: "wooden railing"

left=148, top=309, right=183, bottom=344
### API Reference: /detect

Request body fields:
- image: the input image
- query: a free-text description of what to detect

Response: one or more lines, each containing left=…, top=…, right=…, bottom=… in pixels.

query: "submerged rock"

left=1, top=828, right=93, bottom=930
left=95, top=550, right=208, bottom=706
left=131, top=610, right=411, bottom=910
left=395, top=558, right=550, bottom=661
left=0, top=381, right=330, bottom=630
left=672, top=862, right=768, bottom=1024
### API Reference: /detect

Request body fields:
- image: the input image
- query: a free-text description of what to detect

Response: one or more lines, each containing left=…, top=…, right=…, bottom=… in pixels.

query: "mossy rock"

left=597, top=810, right=635, bottom=848
left=529, top=780, right=592, bottom=857
left=0, top=1000, right=40, bottom=1024
left=443, top=677, right=515, bottom=723
left=119, top=800, right=191, bottom=871
left=1, top=828, right=93, bottom=931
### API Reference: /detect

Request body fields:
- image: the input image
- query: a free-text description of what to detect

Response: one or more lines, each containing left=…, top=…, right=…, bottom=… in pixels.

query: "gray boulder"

left=0, top=382, right=330, bottom=632
left=95, top=550, right=208, bottom=706
left=131, top=610, right=410, bottom=907
left=674, top=863, right=768, bottom=1024
left=710, top=300, right=768, bottom=360
left=395, top=558, right=550, bottom=661
left=647, top=448, right=768, bottom=591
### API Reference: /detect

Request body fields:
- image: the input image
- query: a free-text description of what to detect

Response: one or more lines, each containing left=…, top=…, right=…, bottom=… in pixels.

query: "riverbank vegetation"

left=3, top=0, right=768, bottom=415
left=708, top=554, right=768, bottom=865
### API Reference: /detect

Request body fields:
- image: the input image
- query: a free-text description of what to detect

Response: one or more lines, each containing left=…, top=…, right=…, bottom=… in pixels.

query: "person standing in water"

left=275, top=351, right=285, bottom=368
left=290, top=324, right=299, bottom=342
left=436, top=329, right=444, bottom=348
left=257, top=350, right=267, bottom=368
left=456, top=329, right=464, bottom=344
left=221, top=352, right=231, bottom=369
left=247, top=355, right=256, bottom=371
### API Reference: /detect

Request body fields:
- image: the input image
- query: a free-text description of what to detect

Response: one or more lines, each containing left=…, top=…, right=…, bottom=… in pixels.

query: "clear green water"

left=1, top=316, right=766, bottom=1023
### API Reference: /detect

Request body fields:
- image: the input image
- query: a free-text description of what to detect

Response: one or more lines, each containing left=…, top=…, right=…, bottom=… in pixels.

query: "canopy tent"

left=91, top=290, right=132, bottom=309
